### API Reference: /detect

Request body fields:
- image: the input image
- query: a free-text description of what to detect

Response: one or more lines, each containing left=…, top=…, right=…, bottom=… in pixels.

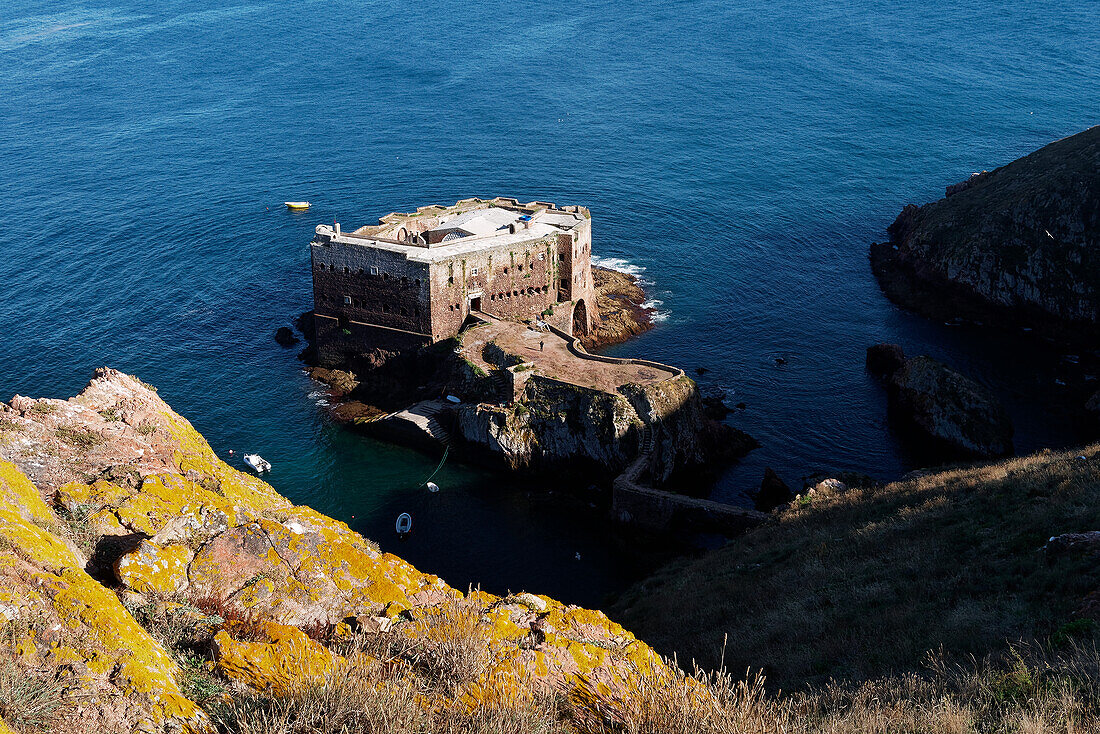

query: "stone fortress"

left=310, top=197, right=596, bottom=363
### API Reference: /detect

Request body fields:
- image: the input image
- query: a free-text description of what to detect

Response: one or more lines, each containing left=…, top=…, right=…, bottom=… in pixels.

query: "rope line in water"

left=421, top=446, right=449, bottom=487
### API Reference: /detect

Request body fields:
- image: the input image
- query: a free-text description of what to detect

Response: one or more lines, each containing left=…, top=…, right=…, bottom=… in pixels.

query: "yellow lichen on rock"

left=114, top=539, right=193, bottom=594
left=212, top=622, right=334, bottom=695
left=1, top=369, right=693, bottom=730
left=0, top=461, right=209, bottom=733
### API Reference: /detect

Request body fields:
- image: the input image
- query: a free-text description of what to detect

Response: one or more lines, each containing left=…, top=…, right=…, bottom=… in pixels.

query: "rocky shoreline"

left=580, top=266, right=656, bottom=350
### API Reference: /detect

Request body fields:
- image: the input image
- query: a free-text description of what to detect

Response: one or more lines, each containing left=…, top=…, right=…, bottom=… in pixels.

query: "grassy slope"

left=611, top=443, right=1100, bottom=691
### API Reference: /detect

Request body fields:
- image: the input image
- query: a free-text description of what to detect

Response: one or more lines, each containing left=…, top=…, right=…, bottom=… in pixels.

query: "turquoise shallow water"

left=1, top=0, right=1098, bottom=605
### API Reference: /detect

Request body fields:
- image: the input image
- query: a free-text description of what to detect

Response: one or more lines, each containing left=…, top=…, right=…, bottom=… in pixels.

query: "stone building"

left=310, top=197, right=595, bottom=364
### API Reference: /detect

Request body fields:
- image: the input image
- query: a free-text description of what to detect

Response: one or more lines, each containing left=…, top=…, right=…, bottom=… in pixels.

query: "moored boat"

left=243, top=454, right=271, bottom=473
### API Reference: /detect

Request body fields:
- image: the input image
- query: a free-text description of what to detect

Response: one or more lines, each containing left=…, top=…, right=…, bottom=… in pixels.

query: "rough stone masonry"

left=310, top=197, right=597, bottom=364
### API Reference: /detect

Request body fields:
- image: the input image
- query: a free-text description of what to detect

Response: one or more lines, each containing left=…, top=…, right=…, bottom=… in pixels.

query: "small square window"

left=537, top=253, right=544, bottom=261
left=471, top=267, right=479, bottom=276
left=369, top=266, right=379, bottom=276
left=344, top=295, right=352, bottom=305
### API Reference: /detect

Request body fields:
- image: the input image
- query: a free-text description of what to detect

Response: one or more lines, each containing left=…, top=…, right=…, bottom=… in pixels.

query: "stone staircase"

left=373, top=399, right=454, bottom=447
left=490, top=370, right=510, bottom=401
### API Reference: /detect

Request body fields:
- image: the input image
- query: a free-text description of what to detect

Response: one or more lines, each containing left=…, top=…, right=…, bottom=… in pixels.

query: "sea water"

left=1, top=0, right=1097, bottom=604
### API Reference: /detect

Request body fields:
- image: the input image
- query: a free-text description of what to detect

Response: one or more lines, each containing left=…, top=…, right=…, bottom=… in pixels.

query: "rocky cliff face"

left=871, top=126, right=1100, bottom=342
left=0, top=369, right=684, bottom=733
left=453, top=374, right=733, bottom=485
left=887, top=354, right=1013, bottom=458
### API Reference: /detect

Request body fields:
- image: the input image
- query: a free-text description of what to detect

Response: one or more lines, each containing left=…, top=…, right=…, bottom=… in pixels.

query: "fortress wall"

left=313, top=314, right=431, bottom=365
left=311, top=242, right=431, bottom=336
left=428, top=235, right=562, bottom=339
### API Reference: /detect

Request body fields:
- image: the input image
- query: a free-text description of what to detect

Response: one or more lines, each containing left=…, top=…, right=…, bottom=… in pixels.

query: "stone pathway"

left=460, top=316, right=675, bottom=393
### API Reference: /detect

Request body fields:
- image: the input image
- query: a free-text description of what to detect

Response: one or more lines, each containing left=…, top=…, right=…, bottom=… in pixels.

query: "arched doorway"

left=572, top=299, right=589, bottom=336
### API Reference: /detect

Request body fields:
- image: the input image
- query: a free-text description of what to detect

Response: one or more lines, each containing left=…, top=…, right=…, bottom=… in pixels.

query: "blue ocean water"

left=2, top=0, right=1098, bottom=605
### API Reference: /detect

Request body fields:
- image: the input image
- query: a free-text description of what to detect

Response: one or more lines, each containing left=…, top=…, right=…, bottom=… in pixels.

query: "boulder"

left=888, top=355, right=1014, bottom=458
left=114, top=539, right=192, bottom=595
left=1046, top=531, right=1100, bottom=557
left=275, top=326, right=299, bottom=346
left=866, top=343, right=907, bottom=377
left=754, top=467, right=793, bottom=512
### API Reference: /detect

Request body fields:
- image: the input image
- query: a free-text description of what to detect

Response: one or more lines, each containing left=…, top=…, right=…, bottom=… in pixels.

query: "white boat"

left=243, top=454, right=271, bottom=473
left=284, top=201, right=311, bottom=210
left=395, top=512, right=412, bottom=534
left=426, top=481, right=439, bottom=493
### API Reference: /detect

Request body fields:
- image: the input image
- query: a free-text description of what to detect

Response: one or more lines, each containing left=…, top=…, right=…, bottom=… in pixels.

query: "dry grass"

left=53, top=426, right=103, bottom=450
left=0, top=655, right=66, bottom=732
left=211, top=641, right=1100, bottom=734
left=613, top=444, right=1100, bottom=689
left=210, top=655, right=566, bottom=734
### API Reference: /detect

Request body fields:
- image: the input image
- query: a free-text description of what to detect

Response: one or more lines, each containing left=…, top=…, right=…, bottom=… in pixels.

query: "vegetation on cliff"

left=613, top=443, right=1100, bottom=700
left=871, top=125, right=1100, bottom=343
left=0, top=369, right=696, bottom=733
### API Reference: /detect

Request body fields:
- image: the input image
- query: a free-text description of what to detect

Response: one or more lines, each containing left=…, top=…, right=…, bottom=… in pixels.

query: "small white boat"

left=243, top=454, right=271, bottom=473
left=445, top=395, right=461, bottom=404
left=396, top=512, right=412, bottom=534
left=284, top=201, right=311, bottom=210
left=426, top=481, right=439, bottom=493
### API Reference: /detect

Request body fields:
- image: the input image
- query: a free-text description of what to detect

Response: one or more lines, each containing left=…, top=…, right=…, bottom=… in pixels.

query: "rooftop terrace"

left=312, top=197, right=589, bottom=263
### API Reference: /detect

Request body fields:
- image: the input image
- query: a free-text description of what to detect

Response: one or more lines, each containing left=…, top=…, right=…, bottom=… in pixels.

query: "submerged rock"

left=1086, top=390, right=1100, bottom=422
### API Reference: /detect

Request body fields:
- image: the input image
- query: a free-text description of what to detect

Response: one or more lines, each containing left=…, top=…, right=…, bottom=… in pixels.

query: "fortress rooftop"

left=312, top=197, right=589, bottom=263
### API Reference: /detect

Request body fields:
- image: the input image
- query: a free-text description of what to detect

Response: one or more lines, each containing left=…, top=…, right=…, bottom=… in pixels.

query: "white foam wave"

left=591, top=255, right=646, bottom=276
left=651, top=311, right=671, bottom=323
left=641, top=299, right=663, bottom=310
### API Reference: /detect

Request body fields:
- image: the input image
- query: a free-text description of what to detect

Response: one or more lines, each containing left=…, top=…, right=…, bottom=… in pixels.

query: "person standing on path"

left=540, top=340, right=544, bottom=351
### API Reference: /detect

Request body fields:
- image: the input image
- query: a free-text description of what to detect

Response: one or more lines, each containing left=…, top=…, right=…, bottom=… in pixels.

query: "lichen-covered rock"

left=0, top=460, right=208, bottom=733
left=212, top=622, right=334, bottom=694
left=114, top=539, right=193, bottom=595
left=871, top=126, right=1100, bottom=343
left=0, top=368, right=688, bottom=727
left=887, top=355, right=1014, bottom=458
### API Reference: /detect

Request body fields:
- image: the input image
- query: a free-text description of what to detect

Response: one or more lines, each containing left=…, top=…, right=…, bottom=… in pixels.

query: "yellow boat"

left=284, top=201, right=311, bottom=210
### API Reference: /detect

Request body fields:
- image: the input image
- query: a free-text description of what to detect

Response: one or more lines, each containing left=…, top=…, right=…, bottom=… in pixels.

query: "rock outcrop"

left=579, top=267, right=656, bottom=350
left=753, top=468, right=793, bottom=512
left=871, top=126, right=1100, bottom=343
left=867, top=345, right=1014, bottom=459
left=453, top=373, right=751, bottom=485
left=0, top=369, right=686, bottom=732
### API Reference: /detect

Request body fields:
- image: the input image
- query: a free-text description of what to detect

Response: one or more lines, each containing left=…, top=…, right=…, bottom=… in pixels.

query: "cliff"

left=871, top=126, right=1100, bottom=343
left=453, top=371, right=753, bottom=486
left=0, top=369, right=693, bottom=733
